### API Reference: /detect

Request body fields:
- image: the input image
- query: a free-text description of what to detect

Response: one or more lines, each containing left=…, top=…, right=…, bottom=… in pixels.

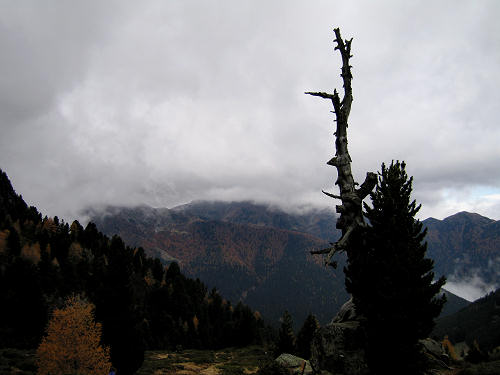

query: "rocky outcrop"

left=311, top=297, right=455, bottom=374
left=310, top=320, right=368, bottom=375
left=275, top=353, right=313, bottom=375
left=331, top=298, right=359, bottom=324
left=310, top=296, right=368, bottom=375
left=420, top=338, right=451, bottom=371
left=311, top=327, right=452, bottom=375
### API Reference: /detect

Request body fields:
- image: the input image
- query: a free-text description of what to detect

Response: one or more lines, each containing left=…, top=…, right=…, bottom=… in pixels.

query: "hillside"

left=0, top=169, right=265, bottom=375
left=89, top=201, right=472, bottom=325
left=424, top=212, right=500, bottom=295
left=432, top=287, right=500, bottom=352
left=89, top=203, right=348, bottom=326
left=440, top=290, right=470, bottom=317
left=172, top=200, right=340, bottom=241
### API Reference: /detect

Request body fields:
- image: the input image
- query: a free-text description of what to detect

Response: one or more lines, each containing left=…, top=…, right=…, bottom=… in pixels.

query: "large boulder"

left=275, top=353, right=313, bottom=375
left=420, top=338, right=451, bottom=371
left=310, top=320, right=368, bottom=375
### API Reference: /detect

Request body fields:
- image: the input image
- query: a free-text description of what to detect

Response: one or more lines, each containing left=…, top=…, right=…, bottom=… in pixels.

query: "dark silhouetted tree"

left=277, top=310, right=296, bottom=354
left=0, top=256, right=46, bottom=348
left=6, top=227, right=21, bottom=256
left=296, top=314, right=319, bottom=359
left=232, top=302, right=260, bottom=347
left=94, top=236, right=145, bottom=375
left=345, top=161, right=446, bottom=374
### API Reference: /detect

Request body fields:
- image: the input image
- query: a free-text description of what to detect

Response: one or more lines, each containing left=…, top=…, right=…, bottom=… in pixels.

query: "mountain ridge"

left=88, top=202, right=348, bottom=326
left=170, top=200, right=340, bottom=241
left=88, top=201, right=476, bottom=325
left=423, top=211, right=500, bottom=299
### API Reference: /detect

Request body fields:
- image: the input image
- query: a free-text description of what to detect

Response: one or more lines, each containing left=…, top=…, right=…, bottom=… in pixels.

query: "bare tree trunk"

left=306, top=28, right=376, bottom=267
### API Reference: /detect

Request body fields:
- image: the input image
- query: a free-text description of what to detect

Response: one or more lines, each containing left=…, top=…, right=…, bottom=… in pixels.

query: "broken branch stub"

left=306, top=28, right=376, bottom=267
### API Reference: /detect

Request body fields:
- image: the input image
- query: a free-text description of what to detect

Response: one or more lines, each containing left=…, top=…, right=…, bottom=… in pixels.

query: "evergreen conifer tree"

left=94, top=236, right=145, bottom=375
left=277, top=310, right=296, bottom=355
left=0, top=168, right=265, bottom=355
left=296, top=314, right=319, bottom=359
left=6, top=227, right=21, bottom=256
left=345, top=161, right=446, bottom=374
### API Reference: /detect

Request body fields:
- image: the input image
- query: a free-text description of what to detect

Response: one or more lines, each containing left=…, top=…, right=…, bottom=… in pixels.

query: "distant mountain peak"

left=169, top=200, right=339, bottom=241
left=424, top=211, right=495, bottom=226
left=443, top=211, right=495, bottom=225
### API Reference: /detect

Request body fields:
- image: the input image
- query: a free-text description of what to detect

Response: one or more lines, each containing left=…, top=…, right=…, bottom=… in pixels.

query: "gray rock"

left=332, top=298, right=359, bottom=323
left=420, top=338, right=444, bottom=358
left=454, top=341, right=470, bottom=360
left=275, top=353, right=313, bottom=375
left=420, top=338, right=451, bottom=371
left=310, top=321, right=368, bottom=375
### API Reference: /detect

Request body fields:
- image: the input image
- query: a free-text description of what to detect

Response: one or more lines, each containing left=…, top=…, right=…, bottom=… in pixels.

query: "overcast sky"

left=1, top=1, right=500, bottom=223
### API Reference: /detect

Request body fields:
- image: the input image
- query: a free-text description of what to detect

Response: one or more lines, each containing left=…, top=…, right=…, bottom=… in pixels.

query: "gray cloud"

left=1, top=1, right=499, bottom=222
left=0, top=1, right=123, bottom=122
left=445, top=271, right=499, bottom=302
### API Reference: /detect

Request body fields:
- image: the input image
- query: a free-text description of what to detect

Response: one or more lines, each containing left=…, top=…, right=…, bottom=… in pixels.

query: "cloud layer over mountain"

left=1, top=1, right=499, bottom=221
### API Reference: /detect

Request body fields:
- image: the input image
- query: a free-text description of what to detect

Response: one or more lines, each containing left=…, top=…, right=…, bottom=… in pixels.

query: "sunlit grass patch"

left=137, top=346, right=270, bottom=375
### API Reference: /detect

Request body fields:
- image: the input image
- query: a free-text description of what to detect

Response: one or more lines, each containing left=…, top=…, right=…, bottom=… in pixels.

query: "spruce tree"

left=345, top=161, right=446, bottom=374
left=296, top=314, right=319, bottom=359
left=94, top=236, right=145, bottom=375
left=277, top=310, right=296, bottom=355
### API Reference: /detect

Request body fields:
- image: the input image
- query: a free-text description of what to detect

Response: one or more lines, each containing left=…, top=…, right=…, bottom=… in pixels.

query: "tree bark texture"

left=306, top=28, right=376, bottom=267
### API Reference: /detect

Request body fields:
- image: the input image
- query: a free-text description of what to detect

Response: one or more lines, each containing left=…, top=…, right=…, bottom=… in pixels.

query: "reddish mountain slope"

left=89, top=204, right=347, bottom=326
left=424, top=212, right=500, bottom=287
left=89, top=202, right=478, bottom=325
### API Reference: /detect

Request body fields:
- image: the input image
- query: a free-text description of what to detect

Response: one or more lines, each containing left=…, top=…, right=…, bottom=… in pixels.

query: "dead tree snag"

left=306, top=28, right=376, bottom=267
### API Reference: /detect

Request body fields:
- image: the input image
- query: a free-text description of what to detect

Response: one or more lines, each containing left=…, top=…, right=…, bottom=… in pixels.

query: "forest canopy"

left=0, top=169, right=265, bottom=374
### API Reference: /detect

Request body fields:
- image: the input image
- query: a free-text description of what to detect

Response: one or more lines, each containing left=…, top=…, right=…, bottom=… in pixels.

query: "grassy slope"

left=4, top=346, right=500, bottom=375
left=137, top=346, right=270, bottom=375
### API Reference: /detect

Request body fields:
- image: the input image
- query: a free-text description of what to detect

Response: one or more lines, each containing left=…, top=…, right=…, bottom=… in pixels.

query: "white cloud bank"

left=444, top=272, right=498, bottom=302
left=1, top=1, right=500, bottom=222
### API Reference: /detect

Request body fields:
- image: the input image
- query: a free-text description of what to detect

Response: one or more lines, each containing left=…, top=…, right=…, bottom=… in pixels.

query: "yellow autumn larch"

left=36, top=295, right=111, bottom=375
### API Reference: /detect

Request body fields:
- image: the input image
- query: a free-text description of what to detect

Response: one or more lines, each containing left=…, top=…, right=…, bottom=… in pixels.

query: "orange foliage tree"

left=36, top=295, right=111, bottom=375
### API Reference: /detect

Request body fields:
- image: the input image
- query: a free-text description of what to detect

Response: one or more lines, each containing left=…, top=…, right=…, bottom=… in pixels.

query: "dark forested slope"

left=89, top=203, right=348, bottom=327
left=0, top=170, right=264, bottom=375
left=433, top=287, right=500, bottom=352
left=90, top=201, right=476, bottom=326
left=424, top=212, right=500, bottom=290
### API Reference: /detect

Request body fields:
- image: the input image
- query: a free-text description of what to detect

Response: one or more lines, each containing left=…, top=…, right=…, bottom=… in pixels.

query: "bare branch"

left=304, top=91, right=336, bottom=100
left=306, top=28, right=376, bottom=265
left=322, top=190, right=342, bottom=200
left=356, top=172, right=378, bottom=200
left=333, top=28, right=353, bottom=118
left=310, top=248, right=332, bottom=255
